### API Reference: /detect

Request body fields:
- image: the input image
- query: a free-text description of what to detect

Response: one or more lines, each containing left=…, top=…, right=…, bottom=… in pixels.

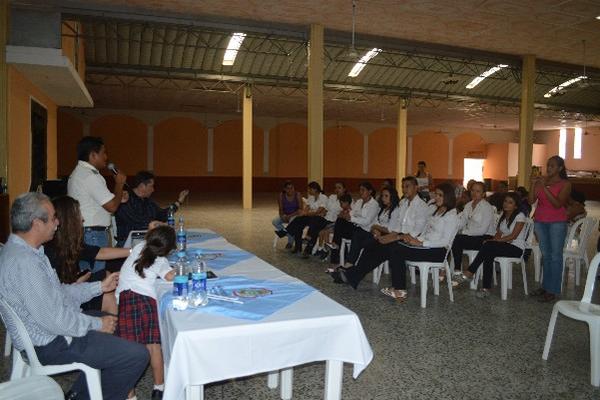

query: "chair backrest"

left=564, top=217, right=586, bottom=250
left=0, top=298, right=42, bottom=368
left=523, top=218, right=535, bottom=249
left=566, top=217, right=598, bottom=256
left=581, top=252, right=600, bottom=304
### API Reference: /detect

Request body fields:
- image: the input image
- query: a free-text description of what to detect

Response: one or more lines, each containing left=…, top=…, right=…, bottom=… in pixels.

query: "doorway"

left=30, top=99, right=47, bottom=192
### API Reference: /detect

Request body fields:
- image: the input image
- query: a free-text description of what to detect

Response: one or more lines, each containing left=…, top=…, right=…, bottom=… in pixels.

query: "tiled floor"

left=1, top=193, right=599, bottom=400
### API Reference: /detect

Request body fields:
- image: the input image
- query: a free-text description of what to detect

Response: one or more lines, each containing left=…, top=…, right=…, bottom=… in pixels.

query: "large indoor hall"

left=1, top=1, right=600, bottom=400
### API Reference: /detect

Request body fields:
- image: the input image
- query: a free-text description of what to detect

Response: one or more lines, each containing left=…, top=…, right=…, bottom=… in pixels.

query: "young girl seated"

left=317, top=193, right=353, bottom=261
left=116, top=225, right=177, bottom=400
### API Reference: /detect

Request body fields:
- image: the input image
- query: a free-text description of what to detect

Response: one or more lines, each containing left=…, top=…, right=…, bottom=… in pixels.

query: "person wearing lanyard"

left=529, top=155, right=571, bottom=303
left=68, top=136, right=127, bottom=274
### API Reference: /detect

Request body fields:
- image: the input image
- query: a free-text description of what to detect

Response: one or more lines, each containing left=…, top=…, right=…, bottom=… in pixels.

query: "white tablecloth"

left=157, top=230, right=373, bottom=400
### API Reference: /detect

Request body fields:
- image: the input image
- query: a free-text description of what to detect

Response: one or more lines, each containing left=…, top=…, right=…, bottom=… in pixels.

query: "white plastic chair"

left=407, top=245, right=455, bottom=309
left=491, top=219, right=534, bottom=300
left=543, top=252, right=600, bottom=386
left=463, top=249, right=497, bottom=290
left=0, top=298, right=103, bottom=400
left=563, top=217, right=598, bottom=287
left=372, top=260, right=389, bottom=284
left=0, top=375, right=64, bottom=400
left=339, top=238, right=352, bottom=267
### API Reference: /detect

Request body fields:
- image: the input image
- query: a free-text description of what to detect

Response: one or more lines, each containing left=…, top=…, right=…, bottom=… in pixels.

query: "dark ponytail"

left=134, top=225, right=176, bottom=278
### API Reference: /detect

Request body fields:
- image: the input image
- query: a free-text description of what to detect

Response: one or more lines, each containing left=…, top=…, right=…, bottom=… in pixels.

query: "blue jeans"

left=82, top=229, right=109, bottom=273
left=272, top=216, right=294, bottom=244
left=535, top=221, right=568, bottom=295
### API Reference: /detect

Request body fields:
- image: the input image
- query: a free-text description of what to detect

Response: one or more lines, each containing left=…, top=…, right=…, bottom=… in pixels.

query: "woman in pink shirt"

left=529, top=156, right=571, bottom=302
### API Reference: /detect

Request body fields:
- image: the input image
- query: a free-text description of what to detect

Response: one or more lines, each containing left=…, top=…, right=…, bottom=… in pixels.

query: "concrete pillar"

left=0, top=0, right=8, bottom=187
left=242, top=85, right=253, bottom=209
left=395, top=99, right=408, bottom=189
left=147, top=125, right=154, bottom=171
left=307, top=24, right=324, bottom=185
left=518, top=55, right=535, bottom=188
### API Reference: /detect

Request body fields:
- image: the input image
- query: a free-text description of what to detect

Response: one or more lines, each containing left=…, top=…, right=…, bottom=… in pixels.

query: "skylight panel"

left=465, top=64, right=508, bottom=89
left=222, top=33, right=246, bottom=66
left=348, top=48, right=382, bottom=78
left=543, top=76, right=587, bottom=98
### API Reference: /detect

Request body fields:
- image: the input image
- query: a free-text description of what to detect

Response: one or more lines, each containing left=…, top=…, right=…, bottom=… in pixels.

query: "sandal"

left=380, top=287, right=407, bottom=302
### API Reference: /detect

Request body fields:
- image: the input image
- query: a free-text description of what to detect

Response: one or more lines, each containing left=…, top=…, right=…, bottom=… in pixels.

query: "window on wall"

left=574, top=127, right=582, bottom=159
left=463, top=158, right=484, bottom=188
left=559, top=128, right=567, bottom=159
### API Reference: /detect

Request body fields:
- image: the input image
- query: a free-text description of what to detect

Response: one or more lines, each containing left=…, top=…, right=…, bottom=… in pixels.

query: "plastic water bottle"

left=176, top=216, right=187, bottom=251
left=190, top=258, right=208, bottom=307
left=167, top=206, right=175, bottom=227
left=172, top=251, right=189, bottom=311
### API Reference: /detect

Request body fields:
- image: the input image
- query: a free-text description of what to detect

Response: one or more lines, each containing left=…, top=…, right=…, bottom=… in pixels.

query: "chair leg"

left=82, top=368, right=103, bottom=400
left=410, top=266, right=416, bottom=285
left=575, top=258, right=581, bottom=286
left=471, top=268, right=481, bottom=290
left=419, top=266, right=429, bottom=308
left=383, top=261, right=389, bottom=275
left=445, top=263, right=454, bottom=302
left=500, top=262, right=508, bottom=300
left=4, top=334, right=11, bottom=357
left=521, top=261, right=528, bottom=296
left=432, top=268, right=440, bottom=296
left=10, top=351, right=27, bottom=380
left=542, top=305, right=559, bottom=360
left=533, top=247, right=541, bottom=282
left=590, top=322, right=600, bottom=387
left=372, top=265, right=382, bottom=284
left=508, top=265, right=513, bottom=290
left=339, top=242, right=346, bottom=267
left=272, top=235, right=278, bottom=249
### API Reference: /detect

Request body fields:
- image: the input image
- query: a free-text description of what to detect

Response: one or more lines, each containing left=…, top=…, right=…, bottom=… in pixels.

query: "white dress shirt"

left=306, top=193, right=328, bottom=212
left=498, top=212, right=528, bottom=250
left=417, top=208, right=459, bottom=248
left=68, top=161, right=114, bottom=227
left=324, top=194, right=342, bottom=222
left=460, top=199, right=496, bottom=236
left=376, top=207, right=401, bottom=229
left=389, top=195, right=429, bottom=237
left=350, top=197, right=380, bottom=231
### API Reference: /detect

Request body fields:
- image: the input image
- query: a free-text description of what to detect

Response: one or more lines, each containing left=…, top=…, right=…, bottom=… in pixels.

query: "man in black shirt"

left=115, top=171, right=189, bottom=246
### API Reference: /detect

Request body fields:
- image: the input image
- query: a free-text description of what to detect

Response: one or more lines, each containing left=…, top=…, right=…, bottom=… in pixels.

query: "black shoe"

left=275, top=230, right=287, bottom=238
left=285, top=243, right=293, bottom=250
left=64, top=391, right=78, bottom=400
left=151, top=389, right=164, bottom=400
left=301, top=248, right=311, bottom=259
left=331, top=271, right=345, bottom=284
left=531, top=288, right=546, bottom=296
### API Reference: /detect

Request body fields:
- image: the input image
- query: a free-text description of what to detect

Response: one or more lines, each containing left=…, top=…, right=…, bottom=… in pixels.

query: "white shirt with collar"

left=460, top=199, right=496, bottom=236
left=417, top=208, right=459, bottom=248
left=68, top=160, right=114, bottom=227
left=324, top=194, right=342, bottom=222
left=350, top=197, right=380, bottom=231
left=389, top=195, right=429, bottom=237
left=498, top=212, right=528, bottom=250
left=376, top=206, right=401, bottom=229
left=306, top=193, right=328, bottom=211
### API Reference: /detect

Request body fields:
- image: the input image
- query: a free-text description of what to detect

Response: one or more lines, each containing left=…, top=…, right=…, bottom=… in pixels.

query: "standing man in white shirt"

left=68, top=136, right=127, bottom=273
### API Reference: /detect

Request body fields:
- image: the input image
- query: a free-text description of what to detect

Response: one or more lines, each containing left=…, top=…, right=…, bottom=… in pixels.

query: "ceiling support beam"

left=518, top=55, right=536, bottom=188
left=307, top=24, right=324, bottom=186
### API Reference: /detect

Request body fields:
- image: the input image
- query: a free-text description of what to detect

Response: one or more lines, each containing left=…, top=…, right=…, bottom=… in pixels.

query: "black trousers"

left=344, top=242, right=396, bottom=287
left=306, top=216, right=331, bottom=248
left=331, top=218, right=360, bottom=263
left=451, top=234, right=492, bottom=270
left=389, top=244, right=447, bottom=290
left=468, top=241, right=523, bottom=289
left=347, top=228, right=377, bottom=265
left=286, top=215, right=312, bottom=250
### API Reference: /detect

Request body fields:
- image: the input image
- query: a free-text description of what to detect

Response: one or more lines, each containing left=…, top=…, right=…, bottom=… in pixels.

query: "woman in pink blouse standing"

left=529, top=155, right=571, bottom=303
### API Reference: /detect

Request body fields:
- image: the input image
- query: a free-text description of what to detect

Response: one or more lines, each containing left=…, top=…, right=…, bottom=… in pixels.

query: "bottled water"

left=176, top=216, right=187, bottom=251
left=190, top=256, right=208, bottom=307
left=167, top=206, right=175, bottom=227
left=172, top=251, right=189, bottom=311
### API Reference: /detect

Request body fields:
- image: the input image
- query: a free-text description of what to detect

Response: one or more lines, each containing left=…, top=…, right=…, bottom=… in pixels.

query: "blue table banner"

left=159, top=275, right=316, bottom=321
left=167, top=248, right=254, bottom=270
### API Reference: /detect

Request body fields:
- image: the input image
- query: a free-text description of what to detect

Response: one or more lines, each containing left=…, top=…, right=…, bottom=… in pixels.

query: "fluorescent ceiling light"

left=348, top=48, right=382, bottom=78
left=465, top=64, right=508, bottom=89
left=543, top=76, right=587, bottom=98
left=596, top=16, right=600, bottom=20
left=222, top=32, right=246, bottom=66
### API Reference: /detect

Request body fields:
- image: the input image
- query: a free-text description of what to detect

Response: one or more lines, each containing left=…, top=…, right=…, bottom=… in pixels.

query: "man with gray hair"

left=0, top=192, right=149, bottom=400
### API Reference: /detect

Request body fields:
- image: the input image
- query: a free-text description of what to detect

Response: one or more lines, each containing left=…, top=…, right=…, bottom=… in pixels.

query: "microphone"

left=107, top=163, right=129, bottom=188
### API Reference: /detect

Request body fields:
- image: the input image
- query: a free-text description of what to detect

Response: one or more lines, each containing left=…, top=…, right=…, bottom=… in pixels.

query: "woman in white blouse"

left=451, top=181, right=496, bottom=272
left=337, top=183, right=458, bottom=303
left=285, top=181, right=328, bottom=254
left=457, top=192, right=527, bottom=298
left=345, top=186, right=401, bottom=267
left=328, top=181, right=379, bottom=265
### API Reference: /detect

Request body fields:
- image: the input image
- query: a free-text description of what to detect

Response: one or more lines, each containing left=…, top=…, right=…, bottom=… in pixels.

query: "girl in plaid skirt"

left=116, top=225, right=176, bottom=400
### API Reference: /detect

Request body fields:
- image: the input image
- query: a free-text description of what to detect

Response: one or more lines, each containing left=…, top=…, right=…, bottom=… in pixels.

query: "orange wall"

left=154, top=117, right=207, bottom=176
left=483, top=143, right=508, bottom=180
left=545, top=128, right=600, bottom=171
left=368, top=127, right=396, bottom=178
left=61, top=21, right=86, bottom=82
left=57, top=111, right=83, bottom=177
left=324, top=126, right=364, bottom=178
left=7, top=66, right=57, bottom=198
left=452, top=133, right=486, bottom=179
left=213, top=119, right=263, bottom=176
left=90, top=115, right=148, bottom=175
left=410, top=131, right=449, bottom=178
left=269, top=123, right=307, bottom=177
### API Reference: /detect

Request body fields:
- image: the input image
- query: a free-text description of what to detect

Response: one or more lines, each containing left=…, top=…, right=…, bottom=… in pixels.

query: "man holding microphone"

left=68, top=136, right=126, bottom=273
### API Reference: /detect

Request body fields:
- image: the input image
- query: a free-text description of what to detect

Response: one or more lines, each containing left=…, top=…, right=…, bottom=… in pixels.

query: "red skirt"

left=116, top=290, right=161, bottom=344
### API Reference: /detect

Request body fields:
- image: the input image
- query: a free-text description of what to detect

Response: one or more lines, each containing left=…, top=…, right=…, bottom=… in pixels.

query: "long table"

left=154, top=229, right=373, bottom=400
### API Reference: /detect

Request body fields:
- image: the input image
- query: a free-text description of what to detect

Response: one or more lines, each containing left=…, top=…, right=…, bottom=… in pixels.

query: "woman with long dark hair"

left=456, top=192, right=527, bottom=298
left=337, top=183, right=458, bottom=302
left=45, top=196, right=130, bottom=313
left=529, top=155, right=571, bottom=302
